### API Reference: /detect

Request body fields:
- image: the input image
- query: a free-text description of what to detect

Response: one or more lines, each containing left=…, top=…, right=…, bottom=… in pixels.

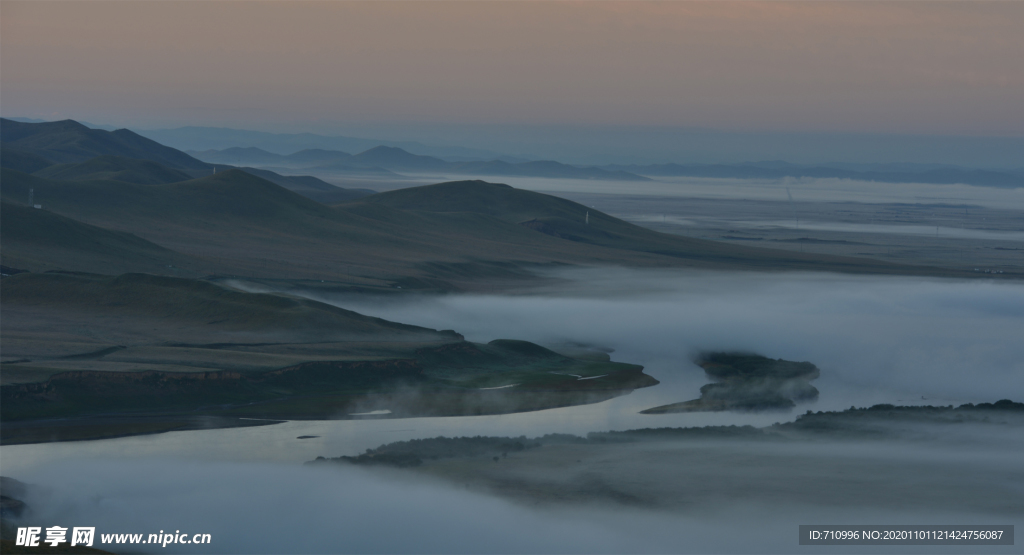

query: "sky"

left=2, top=1, right=1022, bottom=164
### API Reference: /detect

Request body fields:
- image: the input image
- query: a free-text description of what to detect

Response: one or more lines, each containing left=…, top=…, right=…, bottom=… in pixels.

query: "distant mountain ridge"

left=0, top=118, right=370, bottom=202
left=140, top=125, right=513, bottom=162
left=3, top=165, right=958, bottom=289
left=191, top=145, right=651, bottom=181
left=188, top=146, right=289, bottom=165
left=167, top=126, right=1022, bottom=188
left=7, top=118, right=1016, bottom=189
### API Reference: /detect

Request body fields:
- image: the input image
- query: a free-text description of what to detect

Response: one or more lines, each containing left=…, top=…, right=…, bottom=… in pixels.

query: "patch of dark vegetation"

left=0, top=265, right=28, bottom=277
left=0, top=359, right=425, bottom=427
left=310, top=436, right=539, bottom=468
left=0, top=415, right=285, bottom=445
left=641, top=352, right=819, bottom=413
left=59, top=346, right=127, bottom=361
left=311, top=427, right=774, bottom=468
left=1, top=313, right=656, bottom=442
left=545, top=341, right=614, bottom=362
left=585, top=425, right=769, bottom=443
left=412, top=340, right=657, bottom=393
left=775, top=238, right=867, bottom=245
left=314, top=399, right=1024, bottom=468
left=697, top=352, right=819, bottom=380
left=777, top=399, right=1024, bottom=437
left=954, top=399, right=1024, bottom=411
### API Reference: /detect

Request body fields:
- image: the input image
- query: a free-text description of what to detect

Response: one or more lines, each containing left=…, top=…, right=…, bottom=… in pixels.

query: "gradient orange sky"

left=2, top=1, right=1022, bottom=136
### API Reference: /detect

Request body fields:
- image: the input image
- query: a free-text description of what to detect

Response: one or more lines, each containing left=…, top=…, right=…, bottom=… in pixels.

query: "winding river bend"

left=5, top=270, right=1022, bottom=472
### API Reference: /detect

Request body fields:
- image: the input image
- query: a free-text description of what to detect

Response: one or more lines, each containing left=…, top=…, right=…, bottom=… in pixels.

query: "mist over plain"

left=15, top=441, right=1022, bottom=555
left=7, top=268, right=1024, bottom=555
left=311, top=268, right=1024, bottom=408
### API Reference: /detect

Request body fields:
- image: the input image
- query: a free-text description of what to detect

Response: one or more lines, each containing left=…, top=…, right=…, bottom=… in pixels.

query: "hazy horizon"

left=6, top=116, right=1023, bottom=169
left=3, top=1, right=1022, bottom=166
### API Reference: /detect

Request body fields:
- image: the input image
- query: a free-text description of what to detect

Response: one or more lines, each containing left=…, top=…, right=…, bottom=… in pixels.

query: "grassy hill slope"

left=3, top=272, right=448, bottom=340
left=0, top=200, right=204, bottom=275
left=0, top=118, right=210, bottom=172
left=34, top=155, right=193, bottom=184
left=1, top=169, right=976, bottom=286
left=1, top=272, right=655, bottom=440
left=359, top=180, right=946, bottom=275
left=237, top=167, right=373, bottom=203
left=0, top=169, right=677, bottom=286
left=0, top=147, right=55, bottom=173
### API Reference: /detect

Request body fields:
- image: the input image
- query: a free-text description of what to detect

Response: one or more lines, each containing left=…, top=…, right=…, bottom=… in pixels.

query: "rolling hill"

left=0, top=119, right=370, bottom=202
left=0, top=199, right=200, bottom=275
left=34, top=155, right=193, bottom=184
left=192, top=143, right=649, bottom=181
left=3, top=271, right=448, bottom=341
left=357, top=180, right=930, bottom=272
left=0, top=148, right=55, bottom=174
left=189, top=147, right=354, bottom=168
left=1, top=272, right=654, bottom=439
left=1, top=167, right=976, bottom=287
left=0, top=118, right=211, bottom=173
left=0, top=119, right=986, bottom=286
left=234, top=167, right=375, bottom=203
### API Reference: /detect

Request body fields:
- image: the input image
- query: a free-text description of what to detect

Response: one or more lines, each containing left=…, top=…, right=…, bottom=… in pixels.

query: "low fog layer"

left=5, top=269, right=1023, bottom=553
left=627, top=215, right=1024, bottom=243
left=317, top=269, right=1024, bottom=408
left=11, top=442, right=1022, bottom=555
left=13, top=459, right=678, bottom=554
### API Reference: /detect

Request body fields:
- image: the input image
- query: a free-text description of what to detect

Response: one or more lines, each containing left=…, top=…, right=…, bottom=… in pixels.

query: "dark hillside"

left=0, top=147, right=55, bottom=173
left=34, top=155, right=192, bottom=184
left=0, top=200, right=199, bottom=275
left=3, top=272, right=448, bottom=340
left=359, top=180, right=958, bottom=275
left=237, top=167, right=373, bottom=203
left=0, top=168, right=338, bottom=223
left=0, top=118, right=210, bottom=172
left=1, top=169, right=977, bottom=286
